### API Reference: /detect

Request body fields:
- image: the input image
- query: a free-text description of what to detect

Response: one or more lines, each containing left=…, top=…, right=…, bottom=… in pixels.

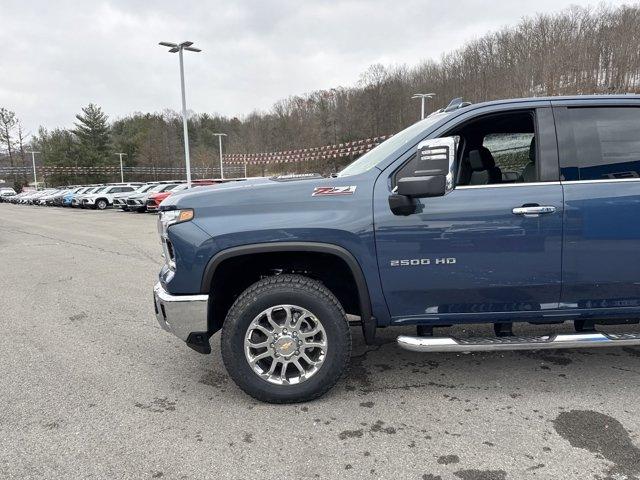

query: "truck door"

left=554, top=102, right=640, bottom=313
left=373, top=107, right=564, bottom=324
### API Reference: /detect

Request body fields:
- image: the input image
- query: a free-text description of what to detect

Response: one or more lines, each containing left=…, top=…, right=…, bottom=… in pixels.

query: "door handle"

left=512, top=205, right=556, bottom=216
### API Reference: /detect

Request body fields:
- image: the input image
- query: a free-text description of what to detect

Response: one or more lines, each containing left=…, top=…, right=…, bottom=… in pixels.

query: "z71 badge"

left=312, top=186, right=357, bottom=196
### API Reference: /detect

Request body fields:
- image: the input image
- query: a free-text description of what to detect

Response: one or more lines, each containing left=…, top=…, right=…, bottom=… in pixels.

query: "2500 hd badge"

left=390, top=258, right=457, bottom=267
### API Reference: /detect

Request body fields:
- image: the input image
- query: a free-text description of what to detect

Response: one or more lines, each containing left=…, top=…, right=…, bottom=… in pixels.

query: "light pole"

left=412, top=93, right=436, bottom=120
left=26, top=150, right=40, bottom=189
left=213, top=133, right=227, bottom=179
left=159, top=40, right=202, bottom=188
left=115, top=152, right=127, bottom=182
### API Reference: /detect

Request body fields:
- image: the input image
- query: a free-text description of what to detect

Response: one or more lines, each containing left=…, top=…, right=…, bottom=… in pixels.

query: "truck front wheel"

left=221, top=274, right=351, bottom=403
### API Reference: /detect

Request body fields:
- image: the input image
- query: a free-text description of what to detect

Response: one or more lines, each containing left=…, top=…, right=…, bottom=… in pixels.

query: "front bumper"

left=153, top=282, right=210, bottom=353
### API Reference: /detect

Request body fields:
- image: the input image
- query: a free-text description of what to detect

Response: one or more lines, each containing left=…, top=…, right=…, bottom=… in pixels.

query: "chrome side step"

left=396, top=332, right=640, bottom=353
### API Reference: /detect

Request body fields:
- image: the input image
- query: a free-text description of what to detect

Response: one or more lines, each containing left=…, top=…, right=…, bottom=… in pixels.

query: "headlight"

left=158, top=209, right=193, bottom=272
left=158, top=208, right=194, bottom=236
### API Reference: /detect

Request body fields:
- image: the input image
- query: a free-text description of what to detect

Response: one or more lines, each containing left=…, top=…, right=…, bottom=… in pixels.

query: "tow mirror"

left=389, top=136, right=458, bottom=215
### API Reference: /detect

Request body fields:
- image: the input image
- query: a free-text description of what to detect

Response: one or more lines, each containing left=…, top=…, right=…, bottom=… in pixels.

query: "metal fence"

left=0, top=133, right=391, bottom=184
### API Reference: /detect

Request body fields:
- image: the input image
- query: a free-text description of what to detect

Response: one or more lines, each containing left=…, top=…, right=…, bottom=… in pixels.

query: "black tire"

left=96, top=199, right=108, bottom=210
left=221, top=274, right=351, bottom=403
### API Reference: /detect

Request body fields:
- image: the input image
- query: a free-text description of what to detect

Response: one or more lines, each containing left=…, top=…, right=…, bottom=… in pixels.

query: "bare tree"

left=0, top=108, right=17, bottom=167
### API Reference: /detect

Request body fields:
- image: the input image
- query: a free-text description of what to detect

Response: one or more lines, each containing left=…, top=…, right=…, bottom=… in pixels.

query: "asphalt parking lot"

left=2, top=205, right=640, bottom=480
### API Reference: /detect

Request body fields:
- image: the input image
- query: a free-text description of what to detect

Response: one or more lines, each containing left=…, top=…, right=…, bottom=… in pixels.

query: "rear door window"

left=555, top=107, right=640, bottom=181
left=482, top=133, right=535, bottom=182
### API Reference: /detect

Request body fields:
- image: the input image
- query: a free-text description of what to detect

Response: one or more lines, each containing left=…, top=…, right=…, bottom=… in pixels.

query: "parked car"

left=0, top=187, right=17, bottom=200
left=15, top=190, right=36, bottom=204
left=153, top=94, right=640, bottom=403
left=38, top=188, right=66, bottom=206
left=52, top=187, right=81, bottom=206
left=3, top=189, right=25, bottom=203
left=126, top=183, right=182, bottom=213
left=145, top=184, right=190, bottom=213
left=81, top=183, right=142, bottom=210
left=64, top=186, right=92, bottom=207
left=146, top=180, right=221, bottom=213
left=25, top=189, right=57, bottom=205
left=73, top=186, right=104, bottom=207
left=112, top=183, right=158, bottom=211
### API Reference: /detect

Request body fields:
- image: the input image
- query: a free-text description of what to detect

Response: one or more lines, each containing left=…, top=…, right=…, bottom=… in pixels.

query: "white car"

left=72, top=186, right=104, bottom=207
left=113, top=183, right=160, bottom=211
left=37, top=188, right=66, bottom=206
left=0, top=187, right=16, bottom=197
left=25, top=189, right=57, bottom=205
left=81, top=183, right=142, bottom=210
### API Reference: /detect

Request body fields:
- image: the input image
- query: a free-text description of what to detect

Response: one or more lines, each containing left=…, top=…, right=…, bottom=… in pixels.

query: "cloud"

left=0, top=0, right=628, bottom=136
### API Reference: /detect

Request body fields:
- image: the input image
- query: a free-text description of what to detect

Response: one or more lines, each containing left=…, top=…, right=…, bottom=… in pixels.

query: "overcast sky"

left=0, top=0, right=630, bottom=137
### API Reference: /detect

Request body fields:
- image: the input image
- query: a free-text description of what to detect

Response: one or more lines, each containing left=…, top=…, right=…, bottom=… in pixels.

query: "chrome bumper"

left=153, top=282, right=209, bottom=342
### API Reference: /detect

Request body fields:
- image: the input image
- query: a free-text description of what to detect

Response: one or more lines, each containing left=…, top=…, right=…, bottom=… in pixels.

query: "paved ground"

left=2, top=204, right=640, bottom=480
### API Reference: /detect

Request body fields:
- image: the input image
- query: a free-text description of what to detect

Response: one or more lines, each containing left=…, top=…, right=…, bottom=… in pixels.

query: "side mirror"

left=389, top=136, right=458, bottom=215
left=400, top=136, right=457, bottom=197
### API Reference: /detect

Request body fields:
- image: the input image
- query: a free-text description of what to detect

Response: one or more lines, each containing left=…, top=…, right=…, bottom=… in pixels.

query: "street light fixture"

left=159, top=40, right=202, bottom=188
left=26, top=150, right=40, bottom=189
left=212, top=133, right=227, bottom=179
left=412, top=93, right=436, bottom=120
left=115, top=152, right=127, bottom=183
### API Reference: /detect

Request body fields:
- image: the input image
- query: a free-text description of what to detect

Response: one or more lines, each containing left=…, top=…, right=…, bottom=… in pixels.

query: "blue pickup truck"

left=154, top=95, right=640, bottom=403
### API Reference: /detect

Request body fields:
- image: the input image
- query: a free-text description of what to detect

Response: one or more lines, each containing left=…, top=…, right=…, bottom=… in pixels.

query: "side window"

left=122, top=187, right=134, bottom=192
left=556, top=107, right=640, bottom=181
left=392, top=110, right=543, bottom=188
left=482, top=133, right=535, bottom=183
left=452, top=110, right=537, bottom=186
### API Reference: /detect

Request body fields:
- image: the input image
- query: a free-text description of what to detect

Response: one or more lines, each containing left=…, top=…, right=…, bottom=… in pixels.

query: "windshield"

left=93, top=187, right=106, bottom=193
left=337, top=113, right=449, bottom=177
left=149, top=184, right=169, bottom=193
left=138, top=184, right=157, bottom=193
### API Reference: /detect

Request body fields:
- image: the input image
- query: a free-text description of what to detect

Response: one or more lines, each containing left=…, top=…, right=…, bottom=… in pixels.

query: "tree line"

left=1, top=4, right=640, bottom=188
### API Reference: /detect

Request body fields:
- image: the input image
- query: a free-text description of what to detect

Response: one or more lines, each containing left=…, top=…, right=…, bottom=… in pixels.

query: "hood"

left=126, top=191, right=148, bottom=200
left=161, top=174, right=369, bottom=212
left=151, top=191, right=172, bottom=199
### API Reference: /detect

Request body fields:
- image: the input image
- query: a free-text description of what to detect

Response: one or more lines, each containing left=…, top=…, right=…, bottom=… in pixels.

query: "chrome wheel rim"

left=244, top=305, right=327, bottom=385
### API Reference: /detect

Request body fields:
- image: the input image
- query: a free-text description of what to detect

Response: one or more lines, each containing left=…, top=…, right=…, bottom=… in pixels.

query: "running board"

left=396, top=332, right=640, bottom=353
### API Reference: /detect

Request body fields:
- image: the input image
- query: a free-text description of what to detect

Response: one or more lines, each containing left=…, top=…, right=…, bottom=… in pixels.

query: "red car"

left=146, top=180, right=220, bottom=212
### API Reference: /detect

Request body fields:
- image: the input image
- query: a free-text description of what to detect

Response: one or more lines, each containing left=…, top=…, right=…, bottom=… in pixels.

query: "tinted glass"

left=557, top=107, right=640, bottom=181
